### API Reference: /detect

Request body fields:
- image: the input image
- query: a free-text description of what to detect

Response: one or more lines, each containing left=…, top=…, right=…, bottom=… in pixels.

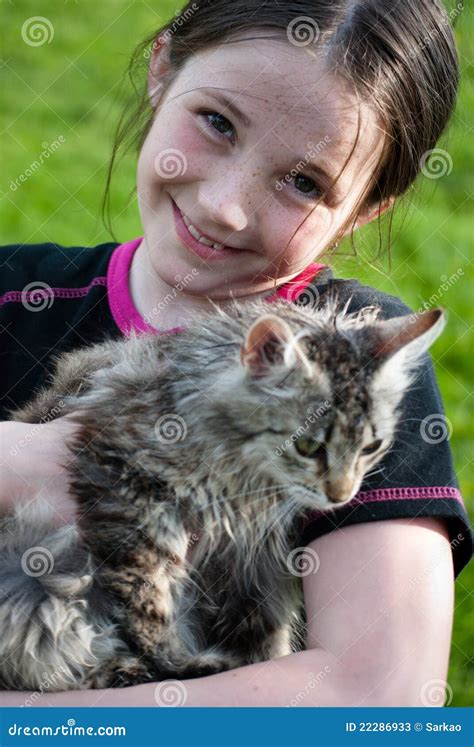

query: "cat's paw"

left=178, top=649, right=241, bottom=679
left=104, top=656, right=156, bottom=689
left=147, top=646, right=241, bottom=681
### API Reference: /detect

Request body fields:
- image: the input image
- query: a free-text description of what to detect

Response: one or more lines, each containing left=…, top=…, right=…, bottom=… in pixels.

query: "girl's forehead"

left=181, top=38, right=351, bottom=120
left=174, top=38, right=383, bottom=178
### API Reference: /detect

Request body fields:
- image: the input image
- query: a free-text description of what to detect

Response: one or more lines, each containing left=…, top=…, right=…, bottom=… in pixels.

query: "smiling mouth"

left=172, top=198, right=244, bottom=253
left=181, top=212, right=227, bottom=250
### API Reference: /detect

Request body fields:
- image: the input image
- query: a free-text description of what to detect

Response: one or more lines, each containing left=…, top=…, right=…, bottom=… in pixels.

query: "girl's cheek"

left=267, top=208, right=332, bottom=267
left=148, top=113, right=211, bottom=182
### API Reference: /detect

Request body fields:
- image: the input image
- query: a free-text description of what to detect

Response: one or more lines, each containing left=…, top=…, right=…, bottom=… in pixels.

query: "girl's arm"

left=0, top=418, right=78, bottom=525
left=302, top=516, right=454, bottom=707
left=0, top=516, right=454, bottom=706
left=0, top=648, right=348, bottom=707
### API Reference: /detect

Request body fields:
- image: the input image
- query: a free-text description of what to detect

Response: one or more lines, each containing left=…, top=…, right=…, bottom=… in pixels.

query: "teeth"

left=185, top=221, right=202, bottom=241
left=182, top=213, right=225, bottom=250
left=196, top=234, right=216, bottom=248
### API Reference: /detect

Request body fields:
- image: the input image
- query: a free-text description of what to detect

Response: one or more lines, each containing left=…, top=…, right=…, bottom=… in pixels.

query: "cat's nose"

left=325, top=478, right=354, bottom=504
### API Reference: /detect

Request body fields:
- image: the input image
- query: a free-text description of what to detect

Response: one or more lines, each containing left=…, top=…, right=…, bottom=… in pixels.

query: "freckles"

left=142, top=127, right=205, bottom=186
left=279, top=216, right=329, bottom=266
left=169, top=120, right=203, bottom=158
left=145, top=112, right=202, bottom=162
left=268, top=237, right=306, bottom=270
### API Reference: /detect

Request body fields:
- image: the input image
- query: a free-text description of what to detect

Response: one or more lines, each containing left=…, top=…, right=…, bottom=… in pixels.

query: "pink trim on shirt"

left=0, top=277, right=107, bottom=307
left=107, top=237, right=164, bottom=337
left=106, top=237, right=326, bottom=337
left=266, top=261, right=326, bottom=304
left=301, top=486, right=466, bottom=527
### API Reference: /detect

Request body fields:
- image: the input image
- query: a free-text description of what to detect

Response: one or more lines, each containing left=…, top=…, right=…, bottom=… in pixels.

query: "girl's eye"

left=361, top=439, right=383, bottom=456
left=279, top=174, right=325, bottom=202
left=295, top=436, right=326, bottom=459
left=294, top=174, right=323, bottom=199
left=198, top=111, right=325, bottom=202
left=198, top=110, right=235, bottom=142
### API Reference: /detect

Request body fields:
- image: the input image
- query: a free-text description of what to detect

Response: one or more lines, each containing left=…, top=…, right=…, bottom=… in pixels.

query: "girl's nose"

left=197, top=163, right=263, bottom=234
left=198, top=190, right=248, bottom=233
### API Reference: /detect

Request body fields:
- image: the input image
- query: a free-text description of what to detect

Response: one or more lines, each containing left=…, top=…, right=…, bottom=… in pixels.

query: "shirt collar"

left=107, top=237, right=326, bottom=337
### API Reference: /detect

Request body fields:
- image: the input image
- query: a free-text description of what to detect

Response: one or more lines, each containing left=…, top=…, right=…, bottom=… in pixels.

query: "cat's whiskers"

left=195, top=482, right=295, bottom=518
left=362, top=464, right=386, bottom=481
left=189, top=482, right=304, bottom=569
left=390, top=434, right=422, bottom=449
left=244, top=495, right=301, bottom=573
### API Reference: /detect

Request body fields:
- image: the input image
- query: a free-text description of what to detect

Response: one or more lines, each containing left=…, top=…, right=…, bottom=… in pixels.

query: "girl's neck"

left=129, top=237, right=276, bottom=332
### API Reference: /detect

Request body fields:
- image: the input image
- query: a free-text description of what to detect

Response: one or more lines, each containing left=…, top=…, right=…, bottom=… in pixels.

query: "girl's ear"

left=343, top=196, right=396, bottom=235
left=148, top=35, right=173, bottom=108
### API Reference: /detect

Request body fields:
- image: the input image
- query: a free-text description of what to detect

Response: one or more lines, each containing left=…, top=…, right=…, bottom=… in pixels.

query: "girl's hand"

left=1, top=415, right=80, bottom=527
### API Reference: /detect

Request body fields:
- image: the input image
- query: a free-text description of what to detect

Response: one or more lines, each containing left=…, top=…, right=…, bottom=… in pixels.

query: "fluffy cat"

left=0, top=297, right=444, bottom=691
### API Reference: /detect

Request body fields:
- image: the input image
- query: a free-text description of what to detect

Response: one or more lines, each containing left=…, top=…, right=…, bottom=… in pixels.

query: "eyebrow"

left=200, top=88, right=341, bottom=196
left=201, top=90, right=254, bottom=128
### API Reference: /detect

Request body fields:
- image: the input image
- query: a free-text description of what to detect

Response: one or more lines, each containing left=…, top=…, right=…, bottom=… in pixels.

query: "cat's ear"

left=240, top=314, right=311, bottom=377
left=370, top=308, right=445, bottom=363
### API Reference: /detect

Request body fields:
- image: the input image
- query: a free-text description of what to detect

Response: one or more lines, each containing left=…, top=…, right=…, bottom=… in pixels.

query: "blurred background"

left=1, top=0, right=472, bottom=706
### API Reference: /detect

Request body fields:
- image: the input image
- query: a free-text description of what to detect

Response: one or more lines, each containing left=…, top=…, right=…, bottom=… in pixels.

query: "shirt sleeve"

left=0, top=241, right=119, bottom=420
left=294, top=276, right=473, bottom=579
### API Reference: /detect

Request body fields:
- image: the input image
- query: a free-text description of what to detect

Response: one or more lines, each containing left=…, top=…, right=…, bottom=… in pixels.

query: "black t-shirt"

left=1, top=237, right=472, bottom=577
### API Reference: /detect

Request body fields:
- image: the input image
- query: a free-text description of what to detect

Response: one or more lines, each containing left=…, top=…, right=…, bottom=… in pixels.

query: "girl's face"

left=137, top=36, right=385, bottom=299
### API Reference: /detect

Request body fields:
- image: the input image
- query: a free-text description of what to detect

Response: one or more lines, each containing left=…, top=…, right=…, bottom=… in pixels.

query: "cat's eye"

left=295, top=436, right=326, bottom=459
left=361, top=439, right=383, bottom=456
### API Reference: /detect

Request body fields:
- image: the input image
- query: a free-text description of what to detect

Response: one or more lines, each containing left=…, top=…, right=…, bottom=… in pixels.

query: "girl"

left=1, top=0, right=472, bottom=706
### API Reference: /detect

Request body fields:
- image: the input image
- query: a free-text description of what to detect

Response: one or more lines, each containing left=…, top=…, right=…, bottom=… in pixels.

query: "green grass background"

left=1, top=0, right=472, bottom=706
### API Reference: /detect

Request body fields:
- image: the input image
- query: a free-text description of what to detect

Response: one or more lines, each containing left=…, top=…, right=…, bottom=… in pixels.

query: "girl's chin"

left=150, top=260, right=276, bottom=299
left=144, top=233, right=292, bottom=296
left=147, top=241, right=245, bottom=284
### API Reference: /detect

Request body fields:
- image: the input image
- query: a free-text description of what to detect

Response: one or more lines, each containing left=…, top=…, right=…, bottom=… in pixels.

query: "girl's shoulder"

left=308, top=267, right=412, bottom=320
left=0, top=239, right=119, bottom=295
left=0, top=240, right=121, bottom=421
left=296, top=267, right=473, bottom=579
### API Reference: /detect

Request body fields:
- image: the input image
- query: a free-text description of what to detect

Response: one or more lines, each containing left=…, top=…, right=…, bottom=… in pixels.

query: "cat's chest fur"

left=185, top=533, right=201, bottom=563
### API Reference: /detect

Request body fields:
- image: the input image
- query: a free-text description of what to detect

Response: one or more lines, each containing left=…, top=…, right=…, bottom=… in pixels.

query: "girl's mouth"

left=171, top=197, right=245, bottom=261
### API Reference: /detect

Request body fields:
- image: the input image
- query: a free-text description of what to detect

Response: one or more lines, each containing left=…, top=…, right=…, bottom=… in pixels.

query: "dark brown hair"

left=102, top=0, right=460, bottom=259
